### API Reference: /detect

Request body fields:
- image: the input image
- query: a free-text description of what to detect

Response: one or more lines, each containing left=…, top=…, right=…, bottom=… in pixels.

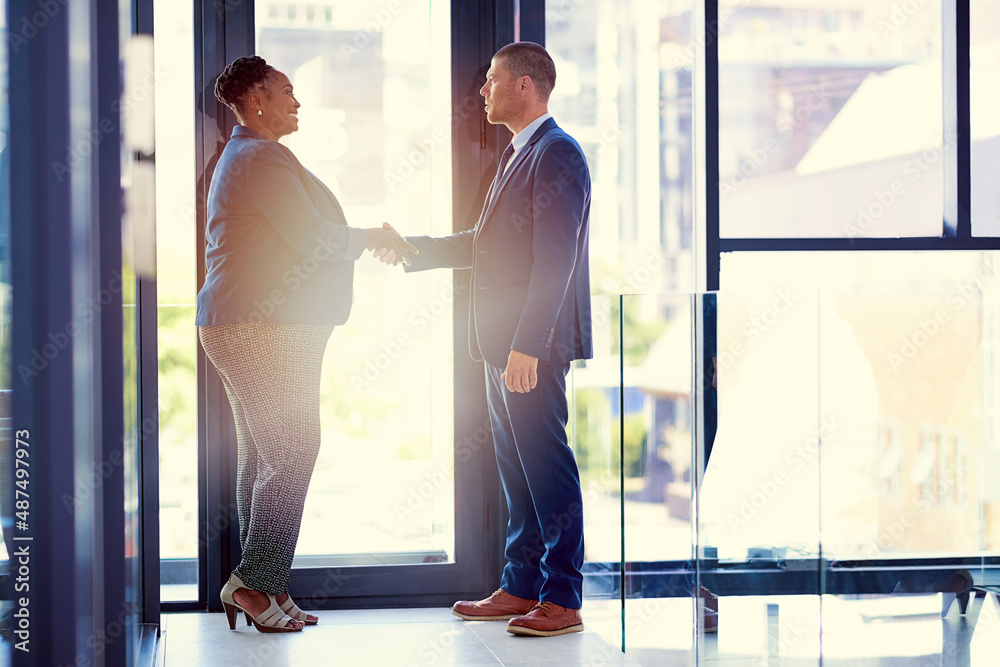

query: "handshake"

left=363, top=222, right=419, bottom=267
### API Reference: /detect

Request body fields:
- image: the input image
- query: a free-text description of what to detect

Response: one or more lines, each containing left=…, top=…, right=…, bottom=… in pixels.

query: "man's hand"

left=365, top=222, right=419, bottom=266
left=501, top=350, right=538, bottom=393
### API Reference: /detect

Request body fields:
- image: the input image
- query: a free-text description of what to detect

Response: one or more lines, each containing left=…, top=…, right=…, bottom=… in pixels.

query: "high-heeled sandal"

left=277, top=594, right=319, bottom=625
left=220, top=573, right=303, bottom=633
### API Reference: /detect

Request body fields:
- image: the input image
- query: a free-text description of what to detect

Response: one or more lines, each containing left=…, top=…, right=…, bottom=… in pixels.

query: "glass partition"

left=576, top=263, right=1000, bottom=662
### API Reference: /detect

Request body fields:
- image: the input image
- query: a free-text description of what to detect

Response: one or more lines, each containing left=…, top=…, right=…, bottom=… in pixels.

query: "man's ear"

left=519, top=75, right=533, bottom=97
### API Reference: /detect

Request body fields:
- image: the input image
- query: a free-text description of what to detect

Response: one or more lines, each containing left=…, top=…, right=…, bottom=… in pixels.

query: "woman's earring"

left=257, top=109, right=262, bottom=116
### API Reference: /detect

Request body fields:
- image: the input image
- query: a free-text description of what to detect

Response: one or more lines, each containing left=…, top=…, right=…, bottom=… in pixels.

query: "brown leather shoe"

left=452, top=589, right=539, bottom=621
left=506, top=601, right=584, bottom=636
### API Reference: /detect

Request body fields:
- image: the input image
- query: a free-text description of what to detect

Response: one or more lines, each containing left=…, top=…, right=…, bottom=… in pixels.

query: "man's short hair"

left=495, top=42, right=556, bottom=102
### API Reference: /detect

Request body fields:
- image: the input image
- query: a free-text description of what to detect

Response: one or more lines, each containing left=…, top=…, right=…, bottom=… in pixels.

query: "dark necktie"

left=494, top=142, right=515, bottom=186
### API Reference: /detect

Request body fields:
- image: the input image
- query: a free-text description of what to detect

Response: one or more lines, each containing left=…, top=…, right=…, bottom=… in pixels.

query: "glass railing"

left=577, top=282, right=1000, bottom=663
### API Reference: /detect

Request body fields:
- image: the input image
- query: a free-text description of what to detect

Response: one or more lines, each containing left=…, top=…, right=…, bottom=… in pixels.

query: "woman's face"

left=255, top=70, right=300, bottom=138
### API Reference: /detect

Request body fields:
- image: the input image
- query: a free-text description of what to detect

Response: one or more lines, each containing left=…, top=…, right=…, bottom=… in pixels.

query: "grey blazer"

left=196, top=126, right=366, bottom=326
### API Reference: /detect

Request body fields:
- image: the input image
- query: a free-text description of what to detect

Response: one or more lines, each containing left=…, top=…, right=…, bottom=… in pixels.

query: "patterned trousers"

left=199, top=322, right=332, bottom=594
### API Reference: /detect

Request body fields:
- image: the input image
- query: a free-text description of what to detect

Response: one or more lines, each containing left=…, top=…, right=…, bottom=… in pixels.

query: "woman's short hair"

left=495, top=42, right=556, bottom=102
left=214, top=55, right=275, bottom=120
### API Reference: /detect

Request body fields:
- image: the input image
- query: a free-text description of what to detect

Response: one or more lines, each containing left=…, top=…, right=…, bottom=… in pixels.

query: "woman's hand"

left=364, top=222, right=419, bottom=266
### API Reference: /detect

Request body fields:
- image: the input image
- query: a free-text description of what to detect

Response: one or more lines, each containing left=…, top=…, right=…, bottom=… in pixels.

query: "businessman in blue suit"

left=377, top=42, right=592, bottom=636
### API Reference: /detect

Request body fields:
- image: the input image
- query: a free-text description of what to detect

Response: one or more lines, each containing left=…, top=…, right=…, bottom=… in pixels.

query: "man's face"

left=480, top=57, right=520, bottom=125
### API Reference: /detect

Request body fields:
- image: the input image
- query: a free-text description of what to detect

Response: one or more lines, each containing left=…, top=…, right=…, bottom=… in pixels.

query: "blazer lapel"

left=304, top=165, right=348, bottom=226
left=476, top=119, right=559, bottom=237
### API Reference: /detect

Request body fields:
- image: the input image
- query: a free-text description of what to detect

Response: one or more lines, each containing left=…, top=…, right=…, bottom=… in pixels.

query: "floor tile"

left=463, top=620, right=639, bottom=665
left=160, top=594, right=1000, bottom=666
left=161, top=608, right=639, bottom=667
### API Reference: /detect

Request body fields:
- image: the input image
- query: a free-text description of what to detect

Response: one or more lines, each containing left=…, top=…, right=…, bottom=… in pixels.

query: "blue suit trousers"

left=484, top=361, right=585, bottom=609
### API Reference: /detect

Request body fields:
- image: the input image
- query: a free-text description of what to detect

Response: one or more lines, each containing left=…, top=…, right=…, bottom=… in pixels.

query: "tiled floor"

left=158, top=593, right=1000, bottom=666
left=158, top=602, right=639, bottom=667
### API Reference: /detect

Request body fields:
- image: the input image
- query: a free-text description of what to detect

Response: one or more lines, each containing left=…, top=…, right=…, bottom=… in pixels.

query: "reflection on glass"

left=572, top=294, right=623, bottom=605
left=154, top=0, right=198, bottom=602
left=720, top=251, right=1000, bottom=562
left=570, top=265, right=1000, bottom=660
left=620, top=294, right=694, bottom=563
left=971, top=2, right=1000, bottom=236
left=719, top=0, right=944, bottom=238
left=701, top=288, right=822, bottom=559
left=255, top=0, right=454, bottom=565
left=711, top=252, right=1000, bottom=658
left=547, top=2, right=693, bottom=294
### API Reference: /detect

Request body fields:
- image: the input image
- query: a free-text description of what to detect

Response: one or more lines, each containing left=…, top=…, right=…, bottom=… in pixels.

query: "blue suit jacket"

left=196, top=126, right=366, bottom=326
left=406, top=118, right=593, bottom=368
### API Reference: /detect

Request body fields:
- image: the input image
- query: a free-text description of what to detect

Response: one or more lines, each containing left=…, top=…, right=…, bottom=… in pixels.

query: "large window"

left=155, top=0, right=198, bottom=602
left=255, top=0, right=455, bottom=566
left=719, top=0, right=944, bottom=239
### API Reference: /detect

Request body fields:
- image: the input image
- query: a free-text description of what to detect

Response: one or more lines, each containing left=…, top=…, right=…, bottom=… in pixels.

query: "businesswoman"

left=197, top=55, right=415, bottom=633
